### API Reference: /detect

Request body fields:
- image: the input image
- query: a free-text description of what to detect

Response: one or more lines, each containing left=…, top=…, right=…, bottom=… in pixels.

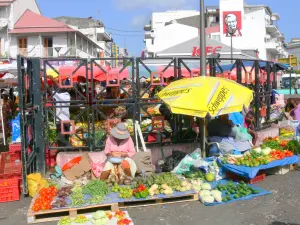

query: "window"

left=43, top=37, right=53, bottom=57
left=18, top=38, right=27, bottom=56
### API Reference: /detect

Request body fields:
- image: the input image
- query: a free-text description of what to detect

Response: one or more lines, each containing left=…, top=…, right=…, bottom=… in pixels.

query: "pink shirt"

left=104, top=135, right=136, bottom=158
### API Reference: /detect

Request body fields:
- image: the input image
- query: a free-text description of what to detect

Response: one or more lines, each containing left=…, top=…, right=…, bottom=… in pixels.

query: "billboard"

left=223, top=11, right=242, bottom=37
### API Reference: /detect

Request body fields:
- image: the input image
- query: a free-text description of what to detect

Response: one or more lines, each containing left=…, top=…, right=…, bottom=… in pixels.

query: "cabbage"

left=253, top=147, right=262, bottom=154
left=201, top=195, right=214, bottom=204
left=93, top=211, right=106, bottom=220
left=199, top=190, right=211, bottom=198
left=211, top=190, right=222, bottom=198
left=201, top=183, right=212, bottom=190
left=262, top=148, right=271, bottom=155
left=214, top=195, right=222, bottom=202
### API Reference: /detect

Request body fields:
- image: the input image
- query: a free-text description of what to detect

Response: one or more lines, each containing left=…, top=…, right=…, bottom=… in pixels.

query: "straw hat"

left=111, top=123, right=130, bottom=140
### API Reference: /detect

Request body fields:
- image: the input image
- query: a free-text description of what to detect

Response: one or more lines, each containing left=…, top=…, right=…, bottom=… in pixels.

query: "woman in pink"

left=100, top=123, right=136, bottom=183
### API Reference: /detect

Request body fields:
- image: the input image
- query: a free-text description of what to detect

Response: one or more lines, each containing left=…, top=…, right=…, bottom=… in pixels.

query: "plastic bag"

left=27, top=173, right=49, bottom=197
left=232, top=125, right=252, bottom=142
left=172, top=149, right=203, bottom=174
left=11, top=113, right=21, bottom=143
left=162, top=150, right=186, bottom=172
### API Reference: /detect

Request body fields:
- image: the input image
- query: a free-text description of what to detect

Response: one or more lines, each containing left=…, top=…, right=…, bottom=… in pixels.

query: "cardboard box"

left=62, top=153, right=92, bottom=181
left=266, top=165, right=293, bottom=175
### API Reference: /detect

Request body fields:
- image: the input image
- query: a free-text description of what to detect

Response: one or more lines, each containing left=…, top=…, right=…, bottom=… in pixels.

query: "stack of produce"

left=92, top=211, right=110, bottom=225
left=133, top=184, right=149, bottom=198
left=31, top=186, right=58, bottom=212
left=51, top=186, right=72, bottom=208
left=83, top=180, right=110, bottom=204
left=59, top=215, right=89, bottom=225
left=215, top=181, right=260, bottom=202
left=111, top=184, right=133, bottom=199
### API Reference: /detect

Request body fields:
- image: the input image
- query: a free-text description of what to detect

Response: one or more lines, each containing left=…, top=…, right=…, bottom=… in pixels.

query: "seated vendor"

left=286, top=99, right=300, bottom=121
left=100, top=123, right=136, bottom=183
left=207, top=114, right=252, bottom=156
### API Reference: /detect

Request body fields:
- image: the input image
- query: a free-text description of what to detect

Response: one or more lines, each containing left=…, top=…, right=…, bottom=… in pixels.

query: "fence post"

left=31, top=58, right=46, bottom=174
left=254, top=61, right=260, bottom=130
left=266, top=62, right=271, bottom=121
left=236, top=59, right=242, bottom=84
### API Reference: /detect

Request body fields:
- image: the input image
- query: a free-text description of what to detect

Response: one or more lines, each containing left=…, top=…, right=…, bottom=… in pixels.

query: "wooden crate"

left=119, top=193, right=198, bottom=209
left=27, top=198, right=119, bottom=224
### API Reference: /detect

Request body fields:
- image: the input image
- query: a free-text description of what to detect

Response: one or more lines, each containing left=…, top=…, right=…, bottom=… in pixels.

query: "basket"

left=9, top=143, right=21, bottom=154
left=0, top=177, right=20, bottom=203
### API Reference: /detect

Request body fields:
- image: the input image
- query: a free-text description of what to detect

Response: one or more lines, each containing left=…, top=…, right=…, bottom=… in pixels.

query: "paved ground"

left=1, top=170, right=300, bottom=225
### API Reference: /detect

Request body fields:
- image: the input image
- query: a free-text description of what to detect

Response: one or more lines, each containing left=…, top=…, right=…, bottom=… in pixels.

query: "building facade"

left=9, top=10, right=101, bottom=59
left=54, top=16, right=113, bottom=66
left=143, top=0, right=288, bottom=61
left=0, top=0, right=41, bottom=57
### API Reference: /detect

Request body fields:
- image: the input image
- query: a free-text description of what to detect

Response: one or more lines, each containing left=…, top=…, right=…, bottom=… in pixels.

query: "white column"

left=39, top=34, right=42, bottom=57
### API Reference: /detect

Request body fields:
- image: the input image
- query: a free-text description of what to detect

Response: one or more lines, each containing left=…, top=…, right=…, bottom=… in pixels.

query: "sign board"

left=192, top=46, right=222, bottom=56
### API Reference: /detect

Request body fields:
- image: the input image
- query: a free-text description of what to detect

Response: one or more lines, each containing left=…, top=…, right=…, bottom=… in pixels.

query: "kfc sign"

left=192, top=46, right=222, bottom=56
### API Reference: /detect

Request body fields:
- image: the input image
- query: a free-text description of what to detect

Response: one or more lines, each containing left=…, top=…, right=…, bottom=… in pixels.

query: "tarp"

left=204, top=179, right=271, bottom=206
left=218, top=155, right=300, bottom=179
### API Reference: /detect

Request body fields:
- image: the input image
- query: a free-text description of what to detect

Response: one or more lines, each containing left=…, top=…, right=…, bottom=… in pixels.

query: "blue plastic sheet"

left=218, top=155, right=300, bottom=179
left=11, top=113, right=21, bottom=143
left=204, top=179, right=271, bottom=206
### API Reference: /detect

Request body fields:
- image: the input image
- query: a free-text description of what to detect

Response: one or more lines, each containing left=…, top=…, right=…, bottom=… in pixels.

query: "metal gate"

left=18, top=56, right=44, bottom=194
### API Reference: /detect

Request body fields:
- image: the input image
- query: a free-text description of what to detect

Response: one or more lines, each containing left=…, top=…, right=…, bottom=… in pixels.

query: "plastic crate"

left=226, top=171, right=266, bottom=184
left=0, top=152, right=20, bottom=163
left=9, top=143, right=21, bottom=154
left=3, top=162, right=22, bottom=176
left=0, top=177, right=20, bottom=203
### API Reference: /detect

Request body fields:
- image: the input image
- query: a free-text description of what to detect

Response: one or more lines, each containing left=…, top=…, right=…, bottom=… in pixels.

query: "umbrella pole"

left=200, top=117, right=206, bottom=158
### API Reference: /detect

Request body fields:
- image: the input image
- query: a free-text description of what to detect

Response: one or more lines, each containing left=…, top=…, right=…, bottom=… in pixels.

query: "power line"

left=109, top=32, right=144, bottom=37
left=105, top=26, right=144, bottom=33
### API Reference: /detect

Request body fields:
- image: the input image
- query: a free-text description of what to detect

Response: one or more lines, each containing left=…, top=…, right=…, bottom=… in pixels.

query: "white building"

left=9, top=10, right=101, bottom=59
left=143, top=0, right=288, bottom=61
left=0, top=0, right=41, bottom=57
left=54, top=16, right=113, bottom=66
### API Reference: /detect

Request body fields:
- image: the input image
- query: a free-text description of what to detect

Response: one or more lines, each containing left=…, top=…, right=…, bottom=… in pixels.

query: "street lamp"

left=199, top=0, right=206, bottom=76
left=199, top=0, right=206, bottom=158
left=228, top=30, right=235, bottom=64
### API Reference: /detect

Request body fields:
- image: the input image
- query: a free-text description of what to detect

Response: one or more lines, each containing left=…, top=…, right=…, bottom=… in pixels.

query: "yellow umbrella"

left=156, top=76, right=253, bottom=118
left=46, top=69, right=59, bottom=78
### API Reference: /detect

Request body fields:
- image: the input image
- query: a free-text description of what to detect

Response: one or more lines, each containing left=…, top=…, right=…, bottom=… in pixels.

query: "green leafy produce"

left=59, top=217, right=72, bottom=225
left=183, top=170, right=205, bottom=179
left=262, top=141, right=282, bottom=150
left=133, top=173, right=182, bottom=189
left=83, top=180, right=110, bottom=197
left=70, top=186, right=85, bottom=206
left=88, top=195, right=105, bottom=204
left=285, top=140, right=300, bottom=155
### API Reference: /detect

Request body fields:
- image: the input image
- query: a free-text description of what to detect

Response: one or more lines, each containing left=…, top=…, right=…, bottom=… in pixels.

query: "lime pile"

left=215, top=181, right=260, bottom=202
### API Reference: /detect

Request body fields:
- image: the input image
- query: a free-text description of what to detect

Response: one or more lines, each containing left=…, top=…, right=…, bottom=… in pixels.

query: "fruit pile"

left=215, top=181, right=260, bottom=202
left=270, top=150, right=293, bottom=160
left=32, top=186, right=58, bottom=212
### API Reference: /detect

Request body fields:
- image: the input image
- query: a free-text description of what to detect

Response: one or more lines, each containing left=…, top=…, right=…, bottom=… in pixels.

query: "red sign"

left=223, top=11, right=242, bottom=37
left=192, top=46, right=222, bottom=56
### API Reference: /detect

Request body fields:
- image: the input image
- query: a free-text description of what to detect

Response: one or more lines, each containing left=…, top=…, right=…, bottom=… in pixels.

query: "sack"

left=27, top=173, right=49, bottom=198
left=132, top=152, right=154, bottom=176
left=11, top=113, right=21, bottom=143
left=162, top=150, right=186, bottom=172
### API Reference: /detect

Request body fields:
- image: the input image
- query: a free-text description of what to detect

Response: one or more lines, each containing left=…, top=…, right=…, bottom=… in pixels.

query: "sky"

left=36, top=0, right=299, bottom=56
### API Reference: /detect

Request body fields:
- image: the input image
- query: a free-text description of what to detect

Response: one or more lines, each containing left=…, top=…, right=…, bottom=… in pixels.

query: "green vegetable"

left=83, top=180, right=110, bottom=197
left=70, top=186, right=85, bottom=206
left=59, top=217, right=72, bottom=225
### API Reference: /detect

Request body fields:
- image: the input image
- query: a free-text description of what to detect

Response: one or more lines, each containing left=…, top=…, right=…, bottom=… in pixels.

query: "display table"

left=218, top=155, right=300, bottom=179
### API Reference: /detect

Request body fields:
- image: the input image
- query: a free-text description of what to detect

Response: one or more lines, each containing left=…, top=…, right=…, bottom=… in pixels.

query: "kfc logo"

left=192, top=46, right=222, bottom=56
left=223, top=11, right=242, bottom=37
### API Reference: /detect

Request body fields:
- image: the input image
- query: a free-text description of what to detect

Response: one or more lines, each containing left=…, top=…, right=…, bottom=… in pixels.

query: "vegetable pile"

left=70, top=186, right=85, bottom=206
left=32, top=186, right=57, bottom=212
left=92, top=210, right=110, bottom=225
left=83, top=180, right=110, bottom=204
left=133, top=184, right=149, bottom=199
left=215, top=181, right=260, bottom=202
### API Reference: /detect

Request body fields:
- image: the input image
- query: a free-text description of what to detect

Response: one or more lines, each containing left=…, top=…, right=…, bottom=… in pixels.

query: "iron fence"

left=17, top=56, right=284, bottom=193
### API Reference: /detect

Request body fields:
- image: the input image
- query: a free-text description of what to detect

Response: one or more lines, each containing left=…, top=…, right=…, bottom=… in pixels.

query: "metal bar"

left=266, top=62, right=271, bottom=121
left=254, top=61, right=260, bottom=130
left=236, top=59, right=242, bottom=84
left=200, top=0, right=206, bottom=76
left=31, top=58, right=46, bottom=175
